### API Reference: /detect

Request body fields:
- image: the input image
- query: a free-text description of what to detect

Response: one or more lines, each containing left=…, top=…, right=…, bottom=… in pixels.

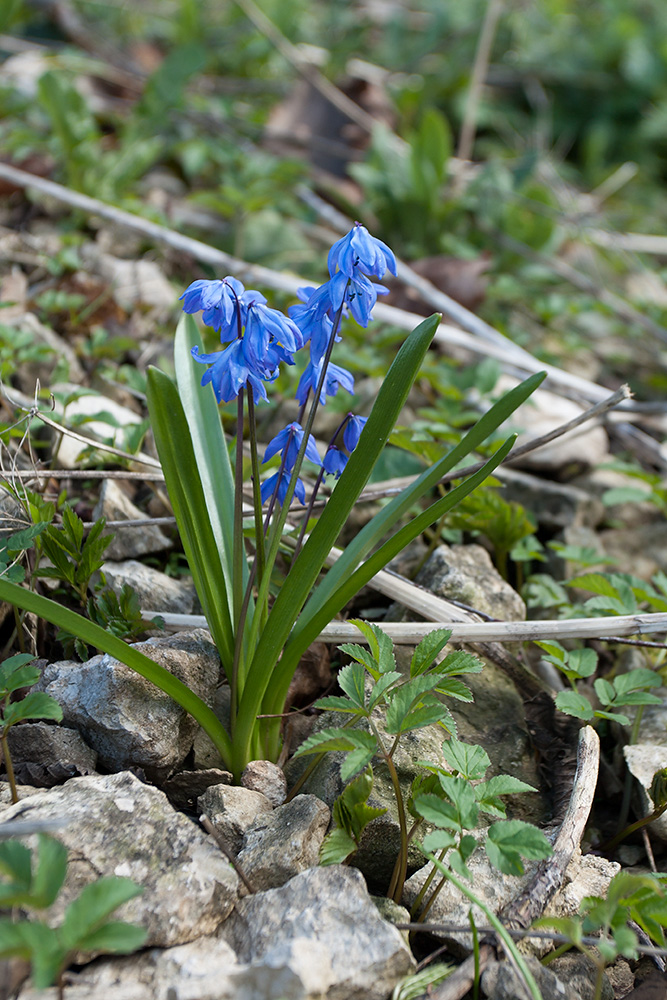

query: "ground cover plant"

left=0, top=1, right=666, bottom=998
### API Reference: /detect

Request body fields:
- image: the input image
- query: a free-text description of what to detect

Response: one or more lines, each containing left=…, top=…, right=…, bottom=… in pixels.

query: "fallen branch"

left=146, top=611, right=667, bottom=644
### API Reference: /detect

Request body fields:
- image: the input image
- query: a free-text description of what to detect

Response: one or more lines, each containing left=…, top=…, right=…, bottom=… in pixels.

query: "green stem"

left=603, top=799, right=667, bottom=854
left=470, top=909, right=480, bottom=1000
left=424, top=852, right=544, bottom=1000
left=370, top=718, right=409, bottom=903
left=1, top=728, right=17, bottom=804
left=246, top=393, right=266, bottom=595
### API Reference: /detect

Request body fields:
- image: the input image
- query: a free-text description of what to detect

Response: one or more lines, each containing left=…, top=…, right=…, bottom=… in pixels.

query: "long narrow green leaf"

left=268, top=435, right=517, bottom=715
left=174, top=315, right=239, bottom=625
left=0, top=578, right=233, bottom=767
left=302, top=370, right=546, bottom=625
left=146, top=366, right=235, bottom=672
left=232, top=314, right=440, bottom=771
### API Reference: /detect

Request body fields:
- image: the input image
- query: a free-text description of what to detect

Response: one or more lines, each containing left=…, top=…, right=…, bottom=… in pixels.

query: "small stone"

left=7, top=722, right=97, bottom=787
left=482, top=956, right=578, bottom=1000
left=96, top=559, right=197, bottom=615
left=221, top=865, right=415, bottom=1000
left=413, top=542, right=526, bottom=621
left=623, top=743, right=667, bottom=841
left=34, top=629, right=220, bottom=781
left=237, top=794, right=330, bottom=890
left=498, top=467, right=604, bottom=531
left=0, top=772, right=239, bottom=948
left=549, top=953, right=614, bottom=1000
left=241, top=760, right=287, bottom=807
left=199, top=784, right=273, bottom=855
left=162, top=768, right=232, bottom=811
left=94, top=480, right=171, bottom=560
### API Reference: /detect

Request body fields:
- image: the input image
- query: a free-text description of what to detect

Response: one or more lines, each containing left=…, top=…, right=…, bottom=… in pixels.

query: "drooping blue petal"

left=343, top=414, right=368, bottom=452
left=260, top=469, right=306, bottom=505
left=180, top=276, right=247, bottom=339
left=327, top=223, right=397, bottom=280
left=263, top=422, right=321, bottom=470
left=296, top=358, right=355, bottom=406
left=345, top=273, right=387, bottom=327
left=191, top=340, right=268, bottom=404
left=323, top=446, right=348, bottom=478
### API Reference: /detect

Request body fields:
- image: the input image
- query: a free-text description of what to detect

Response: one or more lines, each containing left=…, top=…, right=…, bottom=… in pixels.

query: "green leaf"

left=30, top=836, right=68, bottom=908
left=60, top=877, right=143, bottom=951
left=348, top=620, right=396, bottom=675
left=73, top=921, right=147, bottom=955
left=337, top=663, right=368, bottom=710
left=0, top=840, right=32, bottom=894
left=0, top=657, right=42, bottom=696
left=414, top=794, right=462, bottom=832
left=441, top=739, right=490, bottom=780
left=435, top=650, right=484, bottom=677
left=594, top=678, right=615, bottom=706
left=410, top=628, right=453, bottom=676
left=0, top=578, right=233, bottom=768
left=614, top=669, right=662, bottom=696
left=146, top=365, right=235, bottom=673
left=422, top=829, right=457, bottom=853
left=434, top=677, right=474, bottom=702
left=338, top=643, right=378, bottom=674
left=292, top=728, right=376, bottom=775
left=319, top=827, right=358, bottom=866
left=555, top=690, right=595, bottom=720
left=3, top=692, right=63, bottom=728
left=475, top=775, right=537, bottom=818
left=593, top=710, right=631, bottom=725
left=313, top=695, right=361, bottom=714
left=368, top=671, right=402, bottom=709
left=438, top=775, right=480, bottom=829
left=485, top=820, right=552, bottom=876
left=567, top=648, right=598, bottom=679
left=0, top=920, right=62, bottom=987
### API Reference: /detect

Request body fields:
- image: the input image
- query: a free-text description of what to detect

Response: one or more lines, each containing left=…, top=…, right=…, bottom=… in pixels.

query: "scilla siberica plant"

left=0, top=223, right=545, bottom=780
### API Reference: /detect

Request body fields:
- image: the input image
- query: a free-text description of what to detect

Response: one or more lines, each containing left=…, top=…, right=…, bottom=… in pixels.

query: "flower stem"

left=293, top=412, right=352, bottom=560
left=231, top=388, right=245, bottom=717
left=1, top=728, right=17, bottom=804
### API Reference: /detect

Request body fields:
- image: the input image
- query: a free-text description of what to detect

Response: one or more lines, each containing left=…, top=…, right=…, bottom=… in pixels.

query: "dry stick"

left=501, top=726, right=600, bottom=930
left=398, top=924, right=667, bottom=958
left=0, top=162, right=636, bottom=407
left=427, top=943, right=496, bottom=1000
left=456, top=0, right=504, bottom=165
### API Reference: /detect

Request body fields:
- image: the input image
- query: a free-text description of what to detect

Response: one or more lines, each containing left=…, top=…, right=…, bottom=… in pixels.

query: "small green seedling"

left=535, top=640, right=662, bottom=726
left=0, top=654, right=62, bottom=803
left=0, top=834, right=147, bottom=999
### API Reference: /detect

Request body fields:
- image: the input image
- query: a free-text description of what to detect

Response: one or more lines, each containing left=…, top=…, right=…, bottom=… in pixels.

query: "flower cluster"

left=180, top=223, right=396, bottom=505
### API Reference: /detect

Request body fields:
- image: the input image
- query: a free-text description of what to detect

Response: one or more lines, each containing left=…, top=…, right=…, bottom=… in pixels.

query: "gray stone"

left=51, top=389, right=153, bottom=470
left=598, top=521, right=667, bottom=579
left=221, top=865, right=415, bottom=1000
left=241, top=759, right=287, bottom=807
left=549, top=953, right=614, bottom=1000
left=162, top=768, right=232, bottom=811
left=192, top=685, right=232, bottom=770
left=482, top=956, right=578, bottom=1000
left=412, top=543, right=526, bottom=621
left=94, top=479, right=171, bottom=560
left=199, top=784, right=273, bottom=855
left=237, top=794, right=330, bottom=890
left=7, top=722, right=97, bottom=785
left=0, top=771, right=238, bottom=947
left=95, top=559, right=197, bottom=615
left=497, top=467, right=604, bottom=531
left=34, top=629, right=220, bottom=781
left=623, top=743, right=667, bottom=840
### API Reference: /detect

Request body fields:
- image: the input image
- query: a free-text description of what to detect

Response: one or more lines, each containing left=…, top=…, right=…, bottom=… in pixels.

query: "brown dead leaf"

left=384, top=254, right=492, bottom=315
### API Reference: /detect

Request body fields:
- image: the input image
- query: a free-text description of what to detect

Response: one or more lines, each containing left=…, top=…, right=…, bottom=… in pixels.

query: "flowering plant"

left=0, top=224, right=544, bottom=780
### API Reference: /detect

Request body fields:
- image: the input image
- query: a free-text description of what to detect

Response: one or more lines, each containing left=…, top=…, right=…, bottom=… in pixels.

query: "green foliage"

left=0, top=835, right=146, bottom=989
left=0, top=653, right=62, bottom=730
left=35, top=506, right=113, bottom=605
left=391, top=962, right=454, bottom=1000
left=58, top=585, right=165, bottom=661
left=319, top=768, right=387, bottom=865
left=444, top=485, right=536, bottom=578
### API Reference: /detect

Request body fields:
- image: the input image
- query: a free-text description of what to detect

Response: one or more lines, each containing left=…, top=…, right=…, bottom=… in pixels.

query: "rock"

left=481, top=955, right=580, bottom=1000
left=410, top=543, right=526, bottom=621
left=241, top=759, right=287, bottom=807
left=96, top=559, right=197, bottom=615
left=605, top=958, right=635, bottom=999
left=6, top=722, right=97, bottom=787
left=623, top=744, right=667, bottom=840
left=498, top=467, right=604, bottom=531
left=50, top=387, right=152, bottom=470
left=199, top=784, right=273, bottom=855
left=221, top=865, right=415, bottom=1000
left=237, top=794, right=330, bottom=890
left=549, top=953, right=614, bottom=1000
left=94, top=480, right=171, bottom=560
left=80, top=243, right=175, bottom=312
left=192, top=685, right=232, bottom=770
left=34, top=629, right=220, bottom=781
left=162, top=768, right=232, bottom=812
left=496, top=377, right=610, bottom=475
left=403, top=847, right=619, bottom=956
left=572, top=466, right=659, bottom=531
left=0, top=771, right=238, bottom=947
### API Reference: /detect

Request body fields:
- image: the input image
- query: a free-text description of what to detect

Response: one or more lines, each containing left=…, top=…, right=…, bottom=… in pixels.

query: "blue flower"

left=343, top=414, right=368, bottom=452
left=191, top=339, right=270, bottom=404
left=260, top=469, right=306, bottom=506
left=263, top=422, right=322, bottom=471
left=296, top=359, right=355, bottom=406
left=327, top=223, right=397, bottom=281
left=180, top=277, right=250, bottom=339
left=323, top=446, right=348, bottom=478
left=328, top=271, right=387, bottom=328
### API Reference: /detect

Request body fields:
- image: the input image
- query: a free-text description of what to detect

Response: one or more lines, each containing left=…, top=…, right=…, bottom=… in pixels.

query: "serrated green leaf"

left=313, top=695, right=360, bottom=714
left=30, top=835, right=68, bottom=908
left=441, top=739, right=490, bottom=780
left=438, top=775, right=479, bottom=829
left=555, top=690, right=595, bottom=720
left=593, top=710, right=631, bottom=725
left=614, top=669, right=662, bottom=696
left=319, top=828, right=358, bottom=865
left=0, top=660, right=42, bottom=695
left=3, top=692, right=63, bottom=727
left=422, top=829, right=457, bottom=853
left=348, top=620, right=396, bottom=674
left=341, top=747, right=376, bottom=782
left=414, top=793, right=461, bottom=831
left=337, top=662, right=368, bottom=709
left=385, top=675, right=444, bottom=733
left=615, top=691, right=662, bottom=707
left=534, top=641, right=566, bottom=662
left=435, top=650, right=484, bottom=677
left=485, top=820, right=552, bottom=876
left=0, top=840, right=32, bottom=892
left=72, top=921, right=147, bottom=955
left=567, top=648, right=598, bottom=678
left=410, top=629, right=453, bottom=676
left=369, top=671, right=402, bottom=709
left=434, top=677, right=474, bottom=702
left=594, top=678, right=615, bottom=706
left=449, top=850, right=473, bottom=882
left=60, top=877, right=143, bottom=950
left=292, top=727, right=376, bottom=758
left=338, top=643, right=378, bottom=674
left=475, top=775, right=537, bottom=818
